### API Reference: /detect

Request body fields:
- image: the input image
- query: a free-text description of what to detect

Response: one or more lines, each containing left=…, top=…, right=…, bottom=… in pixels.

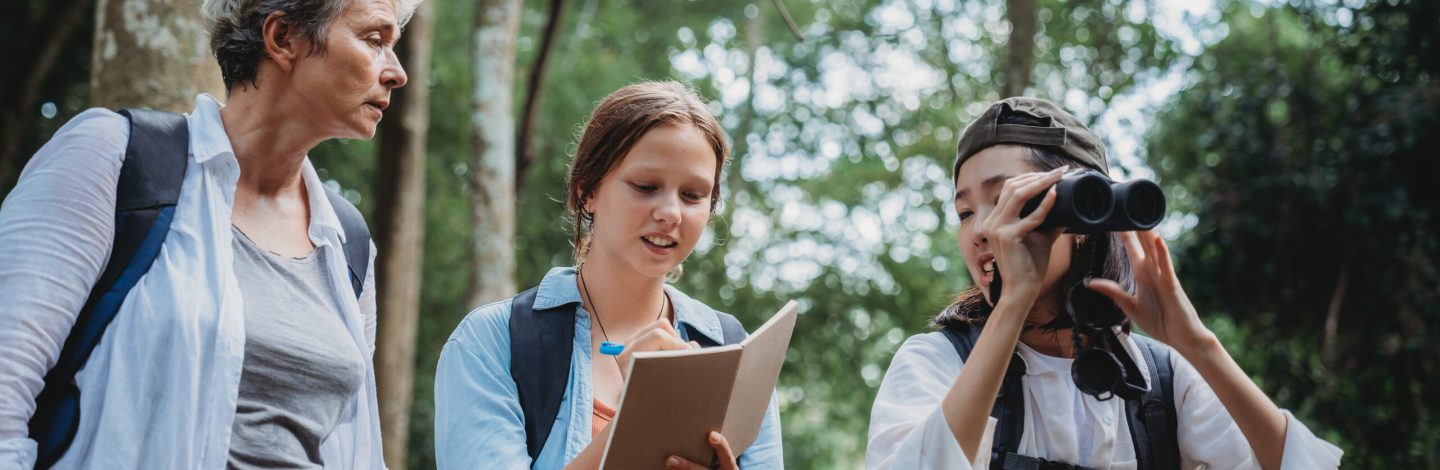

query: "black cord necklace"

left=578, top=268, right=668, bottom=372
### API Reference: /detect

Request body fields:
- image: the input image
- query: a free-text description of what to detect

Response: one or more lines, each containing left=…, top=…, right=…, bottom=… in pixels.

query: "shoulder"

left=897, top=331, right=962, bottom=366
left=880, top=331, right=963, bottom=386
left=21, top=108, right=130, bottom=177
left=445, top=297, right=517, bottom=357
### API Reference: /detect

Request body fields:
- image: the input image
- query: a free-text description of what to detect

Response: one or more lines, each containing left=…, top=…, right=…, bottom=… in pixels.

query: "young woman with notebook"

left=865, top=98, right=1343, bottom=469
left=434, top=81, right=783, bottom=470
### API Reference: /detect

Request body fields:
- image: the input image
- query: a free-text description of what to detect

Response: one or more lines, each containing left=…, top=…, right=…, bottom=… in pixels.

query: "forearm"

left=940, top=293, right=1033, bottom=458
left=1178, top=334, right=1287, bottom=470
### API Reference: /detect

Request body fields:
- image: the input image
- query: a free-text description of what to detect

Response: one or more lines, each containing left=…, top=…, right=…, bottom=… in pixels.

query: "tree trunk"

left=1001, top=0, right=1037, bottom=98
left=516, top=0, right=566, bottom=193
left=372, top=1, right=433, bottom=467
left=468, top=0, right=522, bottom=308
left=89, top=0, right=223, bottom=111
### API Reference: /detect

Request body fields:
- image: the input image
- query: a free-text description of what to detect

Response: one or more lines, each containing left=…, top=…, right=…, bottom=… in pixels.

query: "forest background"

left=2, top=0, right=1437, bottom=467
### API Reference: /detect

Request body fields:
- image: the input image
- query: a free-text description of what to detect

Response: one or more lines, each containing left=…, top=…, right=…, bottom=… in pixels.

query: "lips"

left=365, top=100, right=389, bottom=113
left=641, top=234, right=678, bottom=255
left=977, top=254, right=996, bottom=287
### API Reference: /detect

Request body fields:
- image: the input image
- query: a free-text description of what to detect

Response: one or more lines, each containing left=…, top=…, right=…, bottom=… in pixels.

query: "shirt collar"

left=300, top=159, right=346, bottom=241
left=186, top=93, right=344, bottom=241
left=186, top=93, right=233, bottom=164
left=533, top=267, right=727, bottom=345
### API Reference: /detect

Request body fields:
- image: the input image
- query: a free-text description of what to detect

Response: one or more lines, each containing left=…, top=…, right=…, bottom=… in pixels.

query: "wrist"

left=1174, top=329, right=1223, bottom=362
left=990, top=289, right=1038, bottom=324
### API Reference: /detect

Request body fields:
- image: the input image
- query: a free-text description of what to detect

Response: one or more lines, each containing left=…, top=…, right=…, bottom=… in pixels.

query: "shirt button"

left=1103, top=415, right=1114, bottom=425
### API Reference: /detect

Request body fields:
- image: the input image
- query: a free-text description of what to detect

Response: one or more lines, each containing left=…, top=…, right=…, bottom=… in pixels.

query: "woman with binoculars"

left=865, top=98, right=1342, bottom=470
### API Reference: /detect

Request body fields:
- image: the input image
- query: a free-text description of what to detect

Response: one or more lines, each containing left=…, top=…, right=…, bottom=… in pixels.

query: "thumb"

left=1084, top=277, right=1135, bottom=313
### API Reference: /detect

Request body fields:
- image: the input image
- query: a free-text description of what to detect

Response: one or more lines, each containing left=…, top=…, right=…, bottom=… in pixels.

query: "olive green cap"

left=952, top=97, right=1109, bottom=183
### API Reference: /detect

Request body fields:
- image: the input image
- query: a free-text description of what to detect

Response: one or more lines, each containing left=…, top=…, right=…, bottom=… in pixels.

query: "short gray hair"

left=203, top=0, right=422, bottom=90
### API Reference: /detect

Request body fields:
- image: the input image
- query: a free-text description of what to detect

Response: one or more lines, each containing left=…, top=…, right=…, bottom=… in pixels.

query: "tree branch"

left=771, top=0, right=804, bottom=42
left=515, top=0, right=567, bottom=193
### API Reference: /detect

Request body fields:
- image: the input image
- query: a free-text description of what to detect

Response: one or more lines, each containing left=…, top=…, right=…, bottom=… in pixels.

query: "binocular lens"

left=1119, top=180, right=1165, bottom=230
left=1073, top=349, right=1123, bottom=399
left=1068, top=175, right=1113, bottom=224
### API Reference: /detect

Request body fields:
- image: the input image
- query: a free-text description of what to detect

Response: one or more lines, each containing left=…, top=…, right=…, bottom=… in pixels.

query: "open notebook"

left=598, top=300, right=800, bottom=469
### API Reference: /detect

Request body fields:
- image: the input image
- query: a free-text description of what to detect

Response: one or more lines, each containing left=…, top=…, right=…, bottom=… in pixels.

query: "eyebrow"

left=954, top=174, right=1016, bottom=203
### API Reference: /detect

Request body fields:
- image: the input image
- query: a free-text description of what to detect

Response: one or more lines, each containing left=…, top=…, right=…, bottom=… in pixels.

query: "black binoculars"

left=1019, top=169, right=1166, bottom=233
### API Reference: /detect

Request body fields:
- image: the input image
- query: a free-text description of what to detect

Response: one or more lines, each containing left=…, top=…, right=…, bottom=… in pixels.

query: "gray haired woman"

left=0, top=0, right=419, bottom=468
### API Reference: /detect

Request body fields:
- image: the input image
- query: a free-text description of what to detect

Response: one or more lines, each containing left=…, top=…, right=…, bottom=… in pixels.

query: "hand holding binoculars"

left=1018, top=169, right=1166, bottom=233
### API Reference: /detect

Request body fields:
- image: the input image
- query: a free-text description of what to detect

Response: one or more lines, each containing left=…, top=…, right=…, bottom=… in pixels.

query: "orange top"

left=591, top=398, right=616, bottom=438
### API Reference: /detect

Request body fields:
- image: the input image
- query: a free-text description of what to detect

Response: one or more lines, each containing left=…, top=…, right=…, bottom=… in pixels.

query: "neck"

left=576, top=252, right=670, bottom=329
left=220, top=87, right=321, bottom=196
left=1018, top=288, right=1078, bottom=358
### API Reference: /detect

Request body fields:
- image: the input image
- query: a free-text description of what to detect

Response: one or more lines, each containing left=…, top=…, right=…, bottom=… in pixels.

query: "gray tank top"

left=227, top=226, right=365, bottom=469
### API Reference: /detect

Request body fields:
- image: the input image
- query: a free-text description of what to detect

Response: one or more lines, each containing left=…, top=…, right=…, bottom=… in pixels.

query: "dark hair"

left=207, top=0, right=350, bottom=91
left=565, top=81, right=730, bottom=262
left=933, top=110, right=1134, bottom=332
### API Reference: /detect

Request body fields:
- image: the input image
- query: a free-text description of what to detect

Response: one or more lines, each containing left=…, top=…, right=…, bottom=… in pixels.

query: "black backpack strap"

left=509, top=287, right=577, bottom=463
left=1126, top=335, right=1180, bottom=470
left=323, top=187, right=369, bottom=298
left=29, top=108, right=188, bottom=468
left=940, top=324, right=1029, bottom=469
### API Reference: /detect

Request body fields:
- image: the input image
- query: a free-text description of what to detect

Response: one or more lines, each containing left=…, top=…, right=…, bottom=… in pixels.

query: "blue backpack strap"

left=1126, top=335, right=1180, bottom=470
left=322, top=187, right=369, bottom=298
left=940, top=323, right=1030, bottom=470
left=509, top=287, right=577, bottom=464
left=28, top=108, right=188, bottom=468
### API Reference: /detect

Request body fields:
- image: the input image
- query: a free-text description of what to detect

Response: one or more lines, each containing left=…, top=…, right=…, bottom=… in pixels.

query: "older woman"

left=0, top=0, right=418, bottom=468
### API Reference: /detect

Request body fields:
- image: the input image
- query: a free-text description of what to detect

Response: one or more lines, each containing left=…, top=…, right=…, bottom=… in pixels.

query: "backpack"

left=26, top=108, right=372, bottom=469
left=940, top=323, right=1180, bottom=470
left=507, top=286, right=748, bottom=463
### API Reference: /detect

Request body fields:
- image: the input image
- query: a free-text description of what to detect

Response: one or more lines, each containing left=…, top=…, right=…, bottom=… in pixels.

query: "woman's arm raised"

left=1087, top=230, right=1304, bottom=470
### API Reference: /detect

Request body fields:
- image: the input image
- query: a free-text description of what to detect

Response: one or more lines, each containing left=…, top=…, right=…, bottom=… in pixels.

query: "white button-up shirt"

left=0, top=95, right=383, bottom=470
left=867, top=331, right=1343, bottom=469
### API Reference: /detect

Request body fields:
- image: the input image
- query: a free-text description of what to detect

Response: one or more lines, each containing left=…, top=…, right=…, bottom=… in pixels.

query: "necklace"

left=578, top=268, right=668, bottom=372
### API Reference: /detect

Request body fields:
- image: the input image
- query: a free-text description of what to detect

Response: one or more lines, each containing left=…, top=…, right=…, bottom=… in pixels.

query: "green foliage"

left=4, top=0, right=1434, bottom=467
left=1147, top=1, right=1440, bottom=465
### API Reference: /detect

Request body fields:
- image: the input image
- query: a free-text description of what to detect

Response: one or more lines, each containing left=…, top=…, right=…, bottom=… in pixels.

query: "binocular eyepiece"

left=1019, top=169, right=1166, bottom=233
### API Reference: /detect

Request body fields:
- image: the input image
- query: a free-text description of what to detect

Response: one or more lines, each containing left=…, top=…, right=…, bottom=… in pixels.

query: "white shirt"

left=866, top=331, right=1344, bottom=469
left=0, top=95, right=383, bottom=470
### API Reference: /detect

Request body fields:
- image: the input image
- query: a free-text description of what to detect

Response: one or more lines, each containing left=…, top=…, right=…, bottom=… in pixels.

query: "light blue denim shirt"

left=435, top=267, right=784, bottom=469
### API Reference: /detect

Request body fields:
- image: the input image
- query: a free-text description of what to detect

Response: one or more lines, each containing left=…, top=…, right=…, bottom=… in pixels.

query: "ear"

left=261, top=11, right=302, bottom=72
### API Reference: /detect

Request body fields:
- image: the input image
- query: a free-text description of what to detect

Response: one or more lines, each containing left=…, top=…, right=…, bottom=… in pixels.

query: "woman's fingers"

left=664, top=455, right=710, bottom=470
left=1084, top=278, right=1137, bottom=314
left=708, top=432, right=739, bottom=470
left=1119, top=230, right=1149, bottom=272
left=664, top=432, right=738, bottom=470
left=1015, top=186, right=1058, bottom=232
left=996, top=169, right=1064, bottom=221
left=1143, top=230, right=1177, bottom=279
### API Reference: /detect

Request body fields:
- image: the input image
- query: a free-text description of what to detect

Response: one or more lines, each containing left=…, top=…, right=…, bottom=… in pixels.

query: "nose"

left=381, top=48, right=407, bottom=89
left=653, top=193, right=681, bottom=227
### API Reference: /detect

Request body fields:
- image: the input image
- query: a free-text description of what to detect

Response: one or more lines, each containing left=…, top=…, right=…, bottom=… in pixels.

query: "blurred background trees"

left=1, top=0, right=1436, bottom=467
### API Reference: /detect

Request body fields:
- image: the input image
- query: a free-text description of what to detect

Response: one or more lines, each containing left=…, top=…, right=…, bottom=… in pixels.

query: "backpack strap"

left=323, top=187, right=369, bottom=298
left=1126, top=335, right=1180, bottom=470
left=689, top=311, right=747, bottom=347
left=509, top=287, right=578, bottom=463
left=509, top=286, right=752, bottom=463
left=940, top=323, right=1032, bottom=470
left=29, top=108, right=188, bottom=468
